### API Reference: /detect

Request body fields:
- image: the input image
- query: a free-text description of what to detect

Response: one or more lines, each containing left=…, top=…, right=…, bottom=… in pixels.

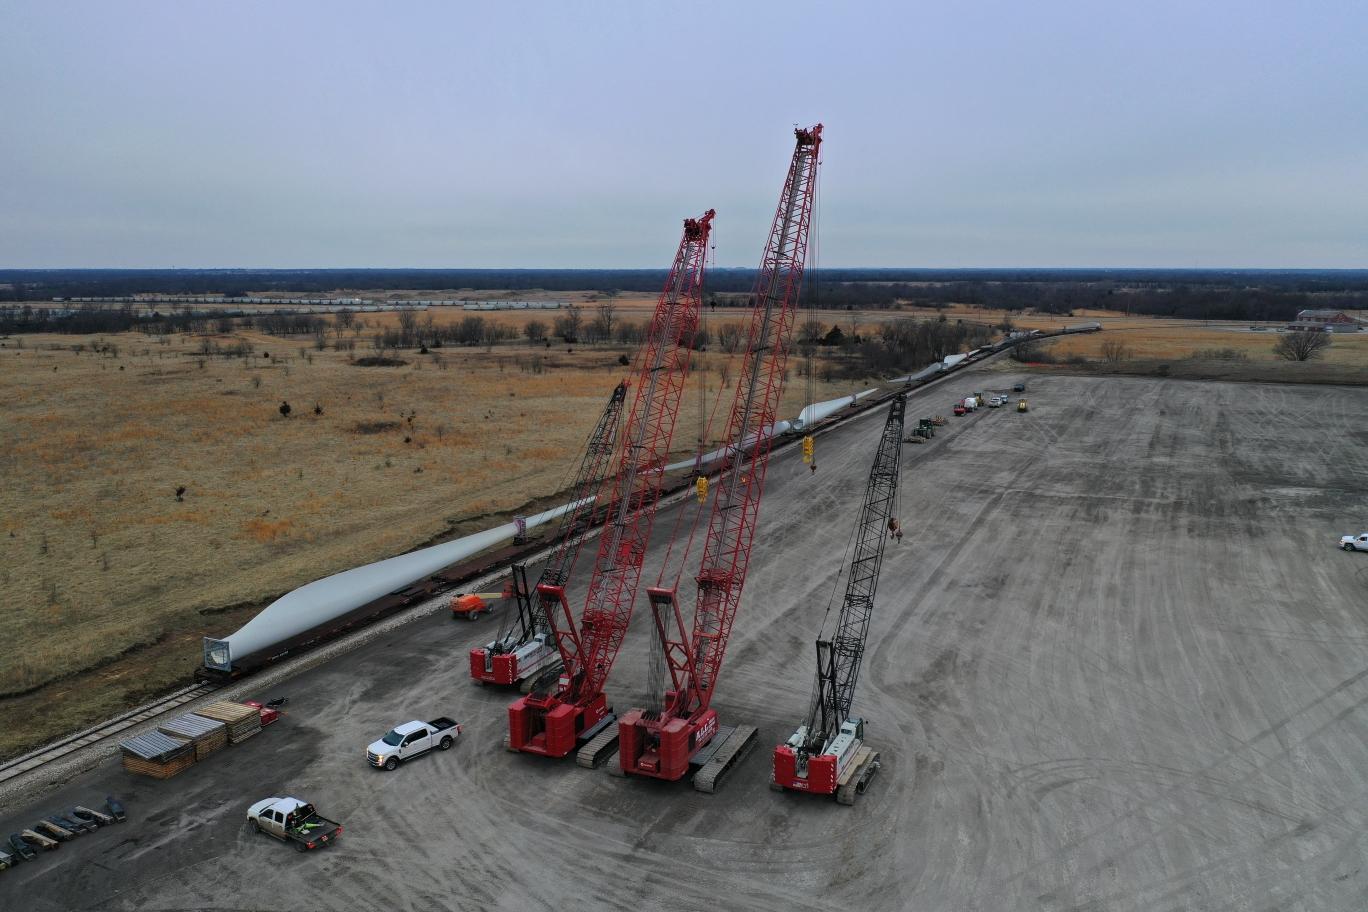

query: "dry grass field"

left=0, top=309, right=849, bottom=758
left=1, top=300, right=1363, bottom=759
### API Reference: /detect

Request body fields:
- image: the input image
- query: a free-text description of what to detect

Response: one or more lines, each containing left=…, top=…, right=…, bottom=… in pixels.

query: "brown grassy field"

left=0, top=312, right=850, bottom=758
left=2, top=301, right=1363, bottom=759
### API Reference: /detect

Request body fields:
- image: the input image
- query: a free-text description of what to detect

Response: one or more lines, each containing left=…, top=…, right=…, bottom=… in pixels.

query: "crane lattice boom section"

left=675, top=126, right=822, bottom=719
left=507, top=209, right=714, bottom=760
left=529, top=382, right=627, bottom=631
left=808, top=392, right=904, bottom=754
left=540, top=382, right=628, bottom=591
left=559, top=210, right=714, bottom=704
left=484, top=382, right=626, bottom=658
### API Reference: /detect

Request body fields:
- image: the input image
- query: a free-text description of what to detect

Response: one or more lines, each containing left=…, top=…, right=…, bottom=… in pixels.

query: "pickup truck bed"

left=280, top=812, right=342, bottom=852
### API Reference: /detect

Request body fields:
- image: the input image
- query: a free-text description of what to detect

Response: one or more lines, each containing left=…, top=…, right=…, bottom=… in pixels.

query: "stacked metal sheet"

left=119, top=731, right=196, bottom=779
left=158, top=713, right=228, bottom=760
left=193, top=702, right=261, bottom=744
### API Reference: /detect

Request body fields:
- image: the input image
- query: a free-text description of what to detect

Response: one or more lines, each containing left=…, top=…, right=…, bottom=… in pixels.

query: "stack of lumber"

left=194, top=701, right=262, bottom=744
left=158, top=713, right=228, bottom=761
left=119, top=731, right=196, bottom=779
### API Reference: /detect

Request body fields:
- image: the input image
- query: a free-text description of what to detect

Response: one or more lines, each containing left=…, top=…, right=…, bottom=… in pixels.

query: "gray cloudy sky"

left=2, top=1, right=1364, bottom=268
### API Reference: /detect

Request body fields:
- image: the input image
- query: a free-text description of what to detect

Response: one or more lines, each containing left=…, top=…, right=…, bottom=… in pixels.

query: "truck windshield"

left=382, top=730, right=404, bottom=746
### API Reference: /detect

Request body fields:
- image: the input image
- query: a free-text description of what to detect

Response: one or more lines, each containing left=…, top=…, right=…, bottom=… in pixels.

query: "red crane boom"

left=619, top=124, right=823, bottom=783
left=468, top=381, right=627, bottom=687
left=508, top=209, right=714, bottom=760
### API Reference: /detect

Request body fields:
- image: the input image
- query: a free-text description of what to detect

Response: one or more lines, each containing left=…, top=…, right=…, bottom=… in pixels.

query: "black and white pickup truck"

left=246, top=797, right=342, bottom=852
left=366, top=717, right=462, bottom=770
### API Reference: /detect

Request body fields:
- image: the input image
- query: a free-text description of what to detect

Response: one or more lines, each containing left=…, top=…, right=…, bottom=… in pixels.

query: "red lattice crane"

left=468, top=381, right=627, bottom=688
left=507, top=209, right=714, bottom=763
left=618, top=125, right=823, bottom=788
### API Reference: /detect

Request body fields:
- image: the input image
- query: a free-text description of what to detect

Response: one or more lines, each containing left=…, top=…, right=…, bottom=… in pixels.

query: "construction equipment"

left=450, top=591, right=501, bottom=621
left=469, top=383, right=628, bottom=687
left=618, top=125, right=823, bottom=791
left=507, top=209, right=715, bottom=764
left=773, top=393, right=905, bottom=804
left=1017, top=398, right=1029, bottom=412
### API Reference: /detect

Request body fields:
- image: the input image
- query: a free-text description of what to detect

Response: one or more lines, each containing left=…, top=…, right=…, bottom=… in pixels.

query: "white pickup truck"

left=246, top=797, right=342, bottom=852
left=366, top=717, right=461, bottom=770
left=1341, top=532, right=1368, bottom=552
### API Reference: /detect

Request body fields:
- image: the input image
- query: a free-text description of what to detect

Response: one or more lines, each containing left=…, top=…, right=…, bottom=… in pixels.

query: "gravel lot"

left=3, top=371, right=1366, bottom=911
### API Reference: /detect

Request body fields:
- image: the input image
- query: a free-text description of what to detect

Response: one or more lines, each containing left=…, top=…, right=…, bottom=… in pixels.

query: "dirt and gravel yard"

left=3, top=370, right=1366, bottom=911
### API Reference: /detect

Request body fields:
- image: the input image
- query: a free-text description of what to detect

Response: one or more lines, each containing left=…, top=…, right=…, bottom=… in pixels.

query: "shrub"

left=1189, top=348, right=1248, bottom=361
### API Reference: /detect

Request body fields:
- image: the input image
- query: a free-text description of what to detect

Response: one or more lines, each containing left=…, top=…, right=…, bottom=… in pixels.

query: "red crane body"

left=619, top=125, right=823, bottom=782
left=468, top=383, right=627, bottom=686
left=508, top=210, right=714, bottom=758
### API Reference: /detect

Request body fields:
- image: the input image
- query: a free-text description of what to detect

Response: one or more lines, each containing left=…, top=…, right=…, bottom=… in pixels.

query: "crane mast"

left=468, top=382, right=628, bottom=687
left=507, top=209, right=714, bottom=760
left=773, top=392, right=905, bottom=804
left=619, top=124, right=823, bottom=784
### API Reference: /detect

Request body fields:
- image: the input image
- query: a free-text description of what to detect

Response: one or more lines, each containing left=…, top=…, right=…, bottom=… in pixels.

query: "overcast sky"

left=2, top=1, right=1364, bottom=269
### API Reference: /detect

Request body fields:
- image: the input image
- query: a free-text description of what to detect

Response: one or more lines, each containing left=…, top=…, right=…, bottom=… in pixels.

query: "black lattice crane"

left=773, top=391, right=905, bottom=804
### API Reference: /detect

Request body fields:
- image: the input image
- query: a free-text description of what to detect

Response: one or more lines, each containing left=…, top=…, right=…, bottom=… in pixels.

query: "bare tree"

left=334, top=309, right=355, bottom=341
left=614, top=320, right=646, bottom=346
left=554, top=304, right=582, bottom=343
left=455, top=315, right=485, bottom=345
left=595, top=301, right=617, bottom=343
left=717, top=322, right=744, bottom=354
left=1273, top=330, right=1331, bottom=362
left=397, top=309, right=420, bottom=348
left=1100, top=339, right=1131, bottom=362
left=524, top=318, right=548, bottom=342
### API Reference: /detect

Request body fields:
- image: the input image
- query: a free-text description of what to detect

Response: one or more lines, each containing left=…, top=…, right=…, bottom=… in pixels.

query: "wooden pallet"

left=162, top=729, right=227, bottom=761
left=158, top=715, right=229, bottom=761
left=121, top=751, right=196, bottom=780
left=193, top=702, right=262, bottom=744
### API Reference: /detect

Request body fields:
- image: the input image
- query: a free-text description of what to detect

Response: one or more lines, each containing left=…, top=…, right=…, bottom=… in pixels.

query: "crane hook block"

left=696, top=476, right=708, bottom=503
left=802, top=436, right=814, bottom=464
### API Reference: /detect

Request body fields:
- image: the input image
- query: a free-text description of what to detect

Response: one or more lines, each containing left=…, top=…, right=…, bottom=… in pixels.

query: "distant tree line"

left=0, top=303, right=204, bottom=335
left=5, top=269, right=1368, bottom=328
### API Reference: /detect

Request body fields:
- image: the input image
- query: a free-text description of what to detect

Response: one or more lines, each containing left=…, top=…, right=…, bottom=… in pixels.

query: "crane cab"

left=825, top=718, right=865, bottom=777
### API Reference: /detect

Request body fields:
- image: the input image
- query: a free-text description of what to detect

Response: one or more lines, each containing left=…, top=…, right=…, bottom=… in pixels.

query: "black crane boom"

left=805, top=392, right=905, bottom=753
left=498, top=381, right=628, bottom=647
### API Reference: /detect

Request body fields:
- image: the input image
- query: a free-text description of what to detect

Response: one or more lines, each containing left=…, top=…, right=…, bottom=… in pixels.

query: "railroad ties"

left=0, top=683, right=219, bottom=786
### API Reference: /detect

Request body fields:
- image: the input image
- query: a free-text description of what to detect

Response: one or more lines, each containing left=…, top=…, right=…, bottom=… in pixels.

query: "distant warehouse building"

left=1286, top=310, right=1366, bottom=333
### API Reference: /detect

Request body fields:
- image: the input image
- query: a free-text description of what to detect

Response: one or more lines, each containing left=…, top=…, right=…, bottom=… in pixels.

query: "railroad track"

left=0, top=682, right=220, bottom=785
left=0, top=334, right=1078, bottom=792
